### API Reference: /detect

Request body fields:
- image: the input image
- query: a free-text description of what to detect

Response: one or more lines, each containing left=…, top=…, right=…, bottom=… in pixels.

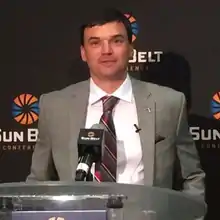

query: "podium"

left=0, top=182, right=206, bottom=220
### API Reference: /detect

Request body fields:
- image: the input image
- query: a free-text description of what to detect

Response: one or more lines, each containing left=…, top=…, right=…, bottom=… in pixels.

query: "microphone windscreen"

left=91, top=123, right=105, bottom=129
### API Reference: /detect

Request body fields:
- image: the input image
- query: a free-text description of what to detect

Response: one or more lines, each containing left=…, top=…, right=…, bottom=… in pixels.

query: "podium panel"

left=0, top=182, right=206, bottom=220
left=12, top=210, right=106, bottom=220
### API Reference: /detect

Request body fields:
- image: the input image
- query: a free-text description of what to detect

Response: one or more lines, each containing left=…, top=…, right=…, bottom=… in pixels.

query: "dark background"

left=1, top=1, right=220, bottom=219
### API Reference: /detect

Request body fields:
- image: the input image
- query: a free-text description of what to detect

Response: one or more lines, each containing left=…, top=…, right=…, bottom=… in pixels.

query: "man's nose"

left=101, top=41, right=113, bottom=54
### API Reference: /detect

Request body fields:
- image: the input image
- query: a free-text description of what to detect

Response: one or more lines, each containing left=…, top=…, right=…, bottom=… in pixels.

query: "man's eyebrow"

left=88, top=34, right=126, bottom=42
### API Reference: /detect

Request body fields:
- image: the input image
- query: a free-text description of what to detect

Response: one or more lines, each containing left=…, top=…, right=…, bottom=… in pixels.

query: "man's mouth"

left=100, top=60, right=116, bottom=66
left=100, top=60, right=116, bottom=63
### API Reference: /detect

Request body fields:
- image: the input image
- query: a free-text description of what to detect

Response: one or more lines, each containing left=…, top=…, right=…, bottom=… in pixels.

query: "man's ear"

left=80, top=45, right=87, bottom=62
left=129, top=44, right=134, bottom=58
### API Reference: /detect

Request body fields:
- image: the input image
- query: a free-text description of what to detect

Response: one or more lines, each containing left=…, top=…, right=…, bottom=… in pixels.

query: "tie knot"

left=101, top=96, right=119, bottom=112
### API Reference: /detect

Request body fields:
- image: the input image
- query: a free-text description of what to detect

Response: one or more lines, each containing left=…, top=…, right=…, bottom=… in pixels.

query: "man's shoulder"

left=41, top=80, right=89, bottom=100
left=148, top=82, right=183, bottom=101
left=133, top=79, right=186, bottom=120
left=133, top=78, right=184, bottom=101
left=38, top=80, right=89, bottom=109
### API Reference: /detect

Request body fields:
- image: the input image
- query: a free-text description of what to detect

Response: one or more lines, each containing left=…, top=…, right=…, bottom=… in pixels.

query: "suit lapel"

left=132, top=78, right=156, bottom=186
left=67, top=80, right=90, bottom=179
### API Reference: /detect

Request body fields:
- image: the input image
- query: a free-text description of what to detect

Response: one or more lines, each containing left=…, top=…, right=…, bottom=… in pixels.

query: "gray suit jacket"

left=27, top=77, right=205, bottom=198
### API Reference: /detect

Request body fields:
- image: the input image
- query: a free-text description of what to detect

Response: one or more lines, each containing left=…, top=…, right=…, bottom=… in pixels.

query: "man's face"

left=80, top=21, right=133, bottom=80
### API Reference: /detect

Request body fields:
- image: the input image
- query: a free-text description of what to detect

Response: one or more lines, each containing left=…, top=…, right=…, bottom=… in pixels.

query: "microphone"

left=134, top=124, right=141, bottom=133
left=75, top=124, right=105, bottom=181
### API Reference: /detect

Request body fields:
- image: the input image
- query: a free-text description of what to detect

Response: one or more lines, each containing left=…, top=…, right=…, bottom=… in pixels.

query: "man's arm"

left=26, top=94, right=56, bottom=182
left=176, top=93, right=205, bottom=199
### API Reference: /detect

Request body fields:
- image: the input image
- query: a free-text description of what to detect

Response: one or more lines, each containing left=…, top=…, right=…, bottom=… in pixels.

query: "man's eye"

left=114, top=39, right=123, bottom=43
left=91, top=41, right=99, bottom=46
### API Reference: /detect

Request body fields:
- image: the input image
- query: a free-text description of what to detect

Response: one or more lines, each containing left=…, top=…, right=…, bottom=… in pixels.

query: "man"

left=26, top=8, right=205, bottom=199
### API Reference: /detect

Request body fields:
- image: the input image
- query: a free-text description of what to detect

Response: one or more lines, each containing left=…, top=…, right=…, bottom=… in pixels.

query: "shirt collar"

left=89, top=74, right=133, bottom=105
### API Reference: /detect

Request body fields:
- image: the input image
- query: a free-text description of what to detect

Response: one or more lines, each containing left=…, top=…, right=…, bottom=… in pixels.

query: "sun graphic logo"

left=124, top=13, right=139, bottom=42
left=12, top=93, right=39, bottom=125
left=211, top=91, right=220, bottom=120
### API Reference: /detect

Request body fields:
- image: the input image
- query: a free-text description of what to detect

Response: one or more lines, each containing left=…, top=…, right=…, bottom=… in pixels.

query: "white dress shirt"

left=85, top=74, right=144, bottom=184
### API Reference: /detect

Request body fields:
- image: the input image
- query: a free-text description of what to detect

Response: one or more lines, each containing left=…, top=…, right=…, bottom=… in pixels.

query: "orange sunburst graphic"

left=211, top=92, right=220, bottom=120
left=124, top=13, right=139, bottom=42
left=12, top=93, right=39, bottom=125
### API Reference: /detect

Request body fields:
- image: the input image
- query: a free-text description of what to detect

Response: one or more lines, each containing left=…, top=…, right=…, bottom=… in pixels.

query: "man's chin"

left=100, top=71, right=126, bottom=80
left=100, top=68, right=127, bottom=76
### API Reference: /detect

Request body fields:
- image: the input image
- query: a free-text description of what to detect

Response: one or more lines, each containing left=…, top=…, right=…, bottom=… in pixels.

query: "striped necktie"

left=95, top=96, right=119, bottom=182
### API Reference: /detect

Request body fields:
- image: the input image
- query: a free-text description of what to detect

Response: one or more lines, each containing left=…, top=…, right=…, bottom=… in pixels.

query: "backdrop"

left=2, top=1, right=220, bottom=218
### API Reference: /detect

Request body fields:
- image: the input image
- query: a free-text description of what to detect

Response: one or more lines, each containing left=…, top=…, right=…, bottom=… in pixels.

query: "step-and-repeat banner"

left=1, top=1, right=220, bottom=216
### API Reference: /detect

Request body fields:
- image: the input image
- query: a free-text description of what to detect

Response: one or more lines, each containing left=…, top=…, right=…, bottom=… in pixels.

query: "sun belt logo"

left=124, top=13, right=139, bottom=42
left=12, top=93, right=39, bottom=125
left=189, top=91, right=220, bottom=149
left=124, top=12, right=163, bottom=72
left=0, top=93, right=39, bottom=152
left=211, top=91, right=220, bottom=120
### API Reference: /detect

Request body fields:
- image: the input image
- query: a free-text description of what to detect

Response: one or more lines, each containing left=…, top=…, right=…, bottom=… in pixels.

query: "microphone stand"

left=75, top=153, right=95, bottom=182
left=86, top=171, right=93, bottom=181
left=75, top=168, right=93, bottom=181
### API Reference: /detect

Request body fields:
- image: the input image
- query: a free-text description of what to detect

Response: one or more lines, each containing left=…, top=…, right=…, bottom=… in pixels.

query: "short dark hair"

left=80, top=8, right=132, bottom=46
